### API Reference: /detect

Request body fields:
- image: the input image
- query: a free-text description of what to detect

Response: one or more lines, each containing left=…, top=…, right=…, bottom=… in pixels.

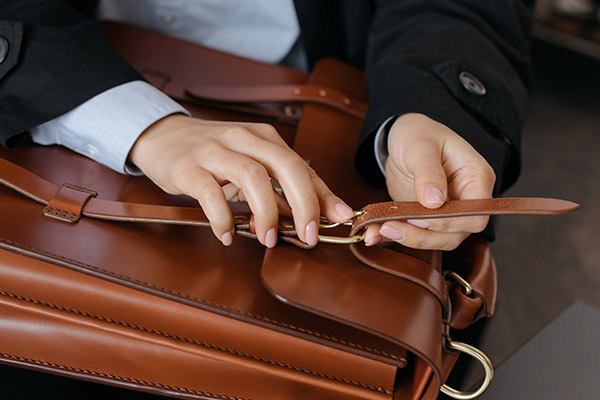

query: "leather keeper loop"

left=42, top=183, right=97, bottom=223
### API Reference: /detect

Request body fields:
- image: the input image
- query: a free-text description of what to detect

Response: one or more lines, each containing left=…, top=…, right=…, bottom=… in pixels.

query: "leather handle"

left=185, top=84, right=368, bottom=119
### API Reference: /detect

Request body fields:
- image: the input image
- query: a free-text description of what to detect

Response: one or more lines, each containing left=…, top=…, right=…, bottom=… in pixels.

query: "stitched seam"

left=43, top=206, right=77, bottom=219
left=63, top=182, right=97, bottom=196
left=0, top=238, right=405, bottom=363
left=0, top=290, right=393, bottom=395
left=0, top=353, right=246, bottom=400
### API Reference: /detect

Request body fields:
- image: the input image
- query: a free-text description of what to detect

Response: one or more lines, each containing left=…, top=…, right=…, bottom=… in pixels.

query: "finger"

left=172, top=167, right=234, bottom=246
left=406, top=214, right=490, bottom=234
left=274, top=163, right=320, bottom=246
left=364, top=224, right=383, bottom=247
left=307, top=167, right=355, bottom=223
left=403, top=139, right=448, bottom=209
left=409, top=155, right=495, bottom=234
left=273, top=189, right=293, bottom=216
left=208, top=151, right=280, bottom=248
left=379, top=221, right=469, bottom=251
left=222, top=182, right=243, bottom=202
left=218, top=127, right=321, bottom=246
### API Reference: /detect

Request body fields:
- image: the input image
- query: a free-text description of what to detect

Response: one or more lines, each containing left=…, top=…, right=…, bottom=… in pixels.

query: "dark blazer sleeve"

left=0, top=0, right=143, bottom=147
left=355, top=0, right=534, bottom=193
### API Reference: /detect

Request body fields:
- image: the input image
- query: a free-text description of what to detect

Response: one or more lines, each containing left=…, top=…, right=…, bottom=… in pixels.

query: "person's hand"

left=128, top=114, right=355, bottom=248
left=364, top=113, right=496, bottom=250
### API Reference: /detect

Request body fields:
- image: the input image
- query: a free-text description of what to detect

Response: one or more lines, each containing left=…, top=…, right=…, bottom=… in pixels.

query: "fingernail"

left=265, top=228, right=277, bottom=248
left=380, top=223, right=404, bottom=241
left=425, top=186, right=444, bottom=205
left=305, top=220, right=319, bottom=246
left=407, top=219, right=431, bottom=229
left=220, top=231, right=233, bottom=246
left=365, top=236, right=381, bottom=247
left=335, top=203, right=355, bottom=220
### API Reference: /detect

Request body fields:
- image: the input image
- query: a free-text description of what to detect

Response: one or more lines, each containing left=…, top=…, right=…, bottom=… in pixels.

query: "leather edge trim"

left=0, top=290, right=393, bottom=395
left=0, top=353, right=248, bottom=400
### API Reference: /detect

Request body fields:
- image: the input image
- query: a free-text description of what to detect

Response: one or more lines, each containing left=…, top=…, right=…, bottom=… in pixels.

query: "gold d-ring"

left=440, top=341, right=494, bottom=399
left=445, top=271, right=473, bottom=296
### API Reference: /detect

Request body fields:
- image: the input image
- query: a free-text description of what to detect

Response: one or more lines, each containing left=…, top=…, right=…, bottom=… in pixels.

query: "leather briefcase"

left=0, top=22, right=578, bottom=400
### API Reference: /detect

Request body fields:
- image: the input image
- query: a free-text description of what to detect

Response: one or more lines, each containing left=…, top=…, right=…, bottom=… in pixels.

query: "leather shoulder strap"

left=0, top=156, right=580, bottom=247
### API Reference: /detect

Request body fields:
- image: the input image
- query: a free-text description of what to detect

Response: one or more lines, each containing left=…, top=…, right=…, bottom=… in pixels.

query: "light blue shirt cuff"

left=29, top=80, right=190, bottom=175
left=374, top=116, right=398, bottom=177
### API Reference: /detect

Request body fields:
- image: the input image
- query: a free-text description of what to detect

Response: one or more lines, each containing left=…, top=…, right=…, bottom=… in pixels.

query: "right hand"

left=128, top=114, right=355, bottom=248
left=363, top=113, right=496, bottom=250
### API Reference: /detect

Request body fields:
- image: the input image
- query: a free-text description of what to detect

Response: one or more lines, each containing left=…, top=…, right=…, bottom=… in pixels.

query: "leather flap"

left=262, top=243, right=444, bottom=370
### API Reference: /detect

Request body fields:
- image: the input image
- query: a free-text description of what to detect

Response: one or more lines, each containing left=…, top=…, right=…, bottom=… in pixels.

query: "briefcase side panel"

left=0, top=247, right=397, bottom=396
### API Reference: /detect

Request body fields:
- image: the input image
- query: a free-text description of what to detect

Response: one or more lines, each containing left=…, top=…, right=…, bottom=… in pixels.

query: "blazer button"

left=0, top=36, right=9, bottom=65
left=458, top=71, right=486, bottom=96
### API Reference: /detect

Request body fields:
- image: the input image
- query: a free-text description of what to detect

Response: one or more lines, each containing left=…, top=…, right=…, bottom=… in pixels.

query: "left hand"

left=364, top=113, right=496, bottom=250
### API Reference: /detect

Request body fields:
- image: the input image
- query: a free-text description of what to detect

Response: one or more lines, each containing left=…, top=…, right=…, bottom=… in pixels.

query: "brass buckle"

left=280, top=211, right=366, bottom=244
left=440, top=341, right=494, bottom=399
left=318, top=230, right=366, bottom=244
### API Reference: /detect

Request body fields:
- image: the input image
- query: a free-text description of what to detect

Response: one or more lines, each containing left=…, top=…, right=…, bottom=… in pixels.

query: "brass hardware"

left=446, top=271, right=473, bottom=296
left=233, top=215, right=249, bottom=224
left=283, top=105, right=296, bottom=117
left=318, top=210, right=365, bottom=229
left=280, top=211, right=366, bottom=244
left=318, top=230, right=365, bottom=244
left=279, top=220, right=295, bottom=229
left=270, top=178, right=284, bottom=196
left=440, top=341, right=494, bottom=399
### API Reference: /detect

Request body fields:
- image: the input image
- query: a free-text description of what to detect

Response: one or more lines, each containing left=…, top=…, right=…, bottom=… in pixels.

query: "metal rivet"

left=293, top=88, right=301, bottom=95
left=458, top=71, right=486, bottom=96
left=0, top=36, right=9, bottom=65
left=318, top=90, right=327, bottom=96
left=343, top=98, right=351, bottom=105
left=161, top=13, right=175, bottom=24
left=283, top=105, right=296, bottom=117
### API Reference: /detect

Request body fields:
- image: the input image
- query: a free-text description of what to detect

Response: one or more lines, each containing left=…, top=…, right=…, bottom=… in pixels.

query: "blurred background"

left=447, top=0, right=600, bottom=392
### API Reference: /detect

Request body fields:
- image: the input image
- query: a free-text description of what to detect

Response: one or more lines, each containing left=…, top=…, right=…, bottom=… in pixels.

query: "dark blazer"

left=0, top=0, right=533, bottom=192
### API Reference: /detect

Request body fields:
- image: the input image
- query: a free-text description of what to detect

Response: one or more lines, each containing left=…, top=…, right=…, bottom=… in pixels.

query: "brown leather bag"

left=0, top=23, right=578, bottom=400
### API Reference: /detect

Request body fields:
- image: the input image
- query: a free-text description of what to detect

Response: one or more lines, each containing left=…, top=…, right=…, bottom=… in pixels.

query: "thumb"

left=408, top=141, right=448, bottom=209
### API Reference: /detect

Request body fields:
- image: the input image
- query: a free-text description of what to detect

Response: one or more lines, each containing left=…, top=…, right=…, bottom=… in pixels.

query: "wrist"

left=128, top=113, right=188, bottom=170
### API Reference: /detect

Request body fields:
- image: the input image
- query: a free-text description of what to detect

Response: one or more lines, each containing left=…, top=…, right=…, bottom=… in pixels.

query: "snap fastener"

left=0, top=36, right=9, bottom=65
left=161, top=13, right=175, bottom=25
left=458, top=71, right=486, bottom=96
